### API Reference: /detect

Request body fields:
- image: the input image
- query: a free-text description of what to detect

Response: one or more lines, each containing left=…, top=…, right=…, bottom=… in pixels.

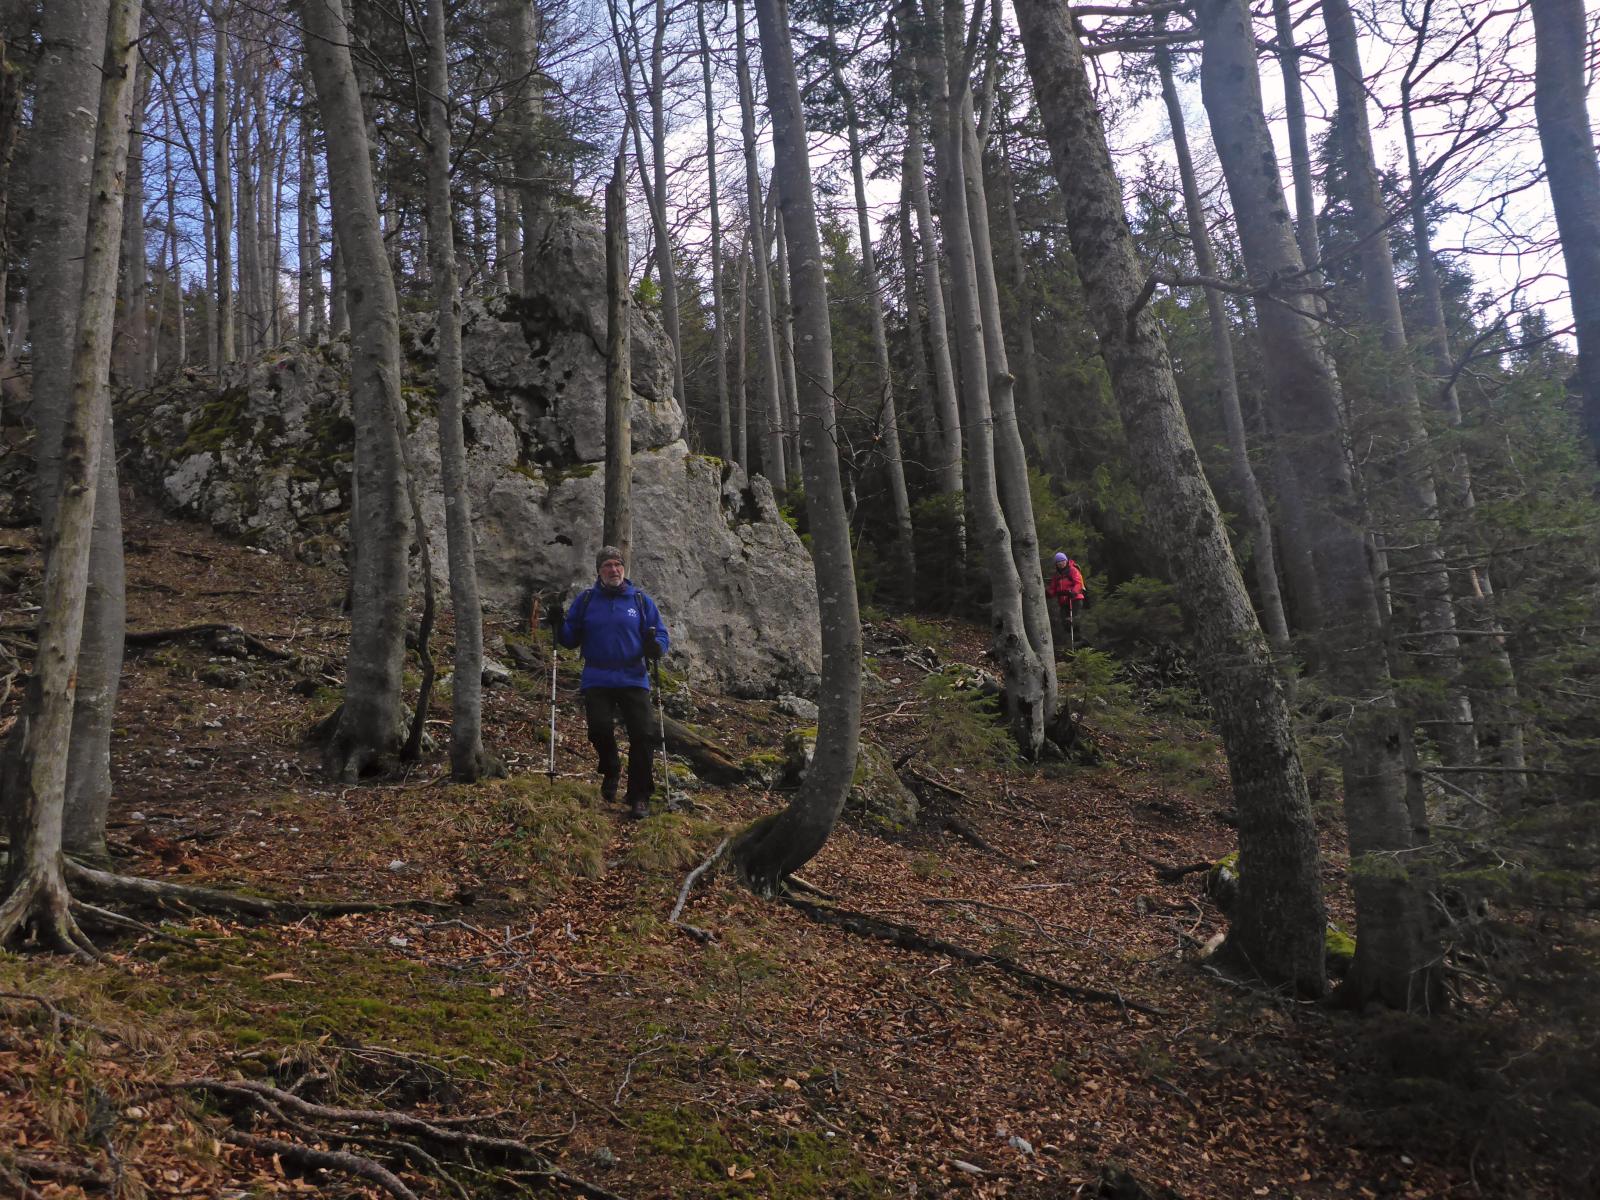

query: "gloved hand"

left=546, top=598, right=565, bottom=631
left=643, top=630, right=662, bottom=662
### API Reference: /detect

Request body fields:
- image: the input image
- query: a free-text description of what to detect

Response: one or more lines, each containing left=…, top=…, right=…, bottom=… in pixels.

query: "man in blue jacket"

left=549, top=546, right=671, bottom=819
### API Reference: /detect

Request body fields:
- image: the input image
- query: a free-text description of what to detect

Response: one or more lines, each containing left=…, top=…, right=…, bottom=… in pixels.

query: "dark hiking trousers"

left=583, top=686, right=655, bottom=804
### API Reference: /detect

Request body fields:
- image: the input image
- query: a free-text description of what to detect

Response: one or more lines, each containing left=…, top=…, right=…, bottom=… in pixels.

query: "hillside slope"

left=0, top=498, right=1568, bottom=1198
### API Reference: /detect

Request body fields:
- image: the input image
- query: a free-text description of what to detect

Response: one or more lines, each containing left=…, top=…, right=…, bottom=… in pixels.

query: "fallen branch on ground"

left=670, top=837, right=729, bottom=943
left=1142, top=857, right=1215, bottom=883
left=124, top=622, right=295, bottom=661
left=777, top=894, right=1164, bottom=1016
left=6, top=1155, right=112, bottom=1190
left=223, top=1131, right=418, bottom=1200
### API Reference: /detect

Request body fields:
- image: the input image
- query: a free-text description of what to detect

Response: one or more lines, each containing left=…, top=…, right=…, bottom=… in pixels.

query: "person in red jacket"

left=1045, top=552, right=1085, bottom=646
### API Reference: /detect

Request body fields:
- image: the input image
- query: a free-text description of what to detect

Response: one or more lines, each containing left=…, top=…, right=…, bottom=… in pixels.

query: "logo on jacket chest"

left=627, top=607, right=638, bottom=619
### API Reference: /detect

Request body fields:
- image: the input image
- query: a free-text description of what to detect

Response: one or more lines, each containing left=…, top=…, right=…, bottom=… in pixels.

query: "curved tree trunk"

left=1015, top=0, right=1326, bottom=996
left=1155, top=42, right=1292, bottom=661
left=731, top=0, right=861, bottom=889
left=2, top=0, right=141, bottom=951
left=302, top=0, right=410, bottom=781
left=917, top=0, right=1044, bottom=757
left=1198, top=0, right=1438, bottom=1010
left=1531, top=0, right=1600, bottom=463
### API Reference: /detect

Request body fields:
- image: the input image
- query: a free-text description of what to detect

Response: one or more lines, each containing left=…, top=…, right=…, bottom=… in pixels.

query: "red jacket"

left=1046, top=561, right=1084, bottom=605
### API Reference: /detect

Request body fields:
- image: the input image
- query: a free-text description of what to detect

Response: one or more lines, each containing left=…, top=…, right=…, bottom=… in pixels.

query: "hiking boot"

left=600, top=775, right=619, bottom=804
left=628, top=796, right=650, bottom=821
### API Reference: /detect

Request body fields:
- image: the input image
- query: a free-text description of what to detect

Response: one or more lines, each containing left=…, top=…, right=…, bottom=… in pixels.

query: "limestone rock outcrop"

left=119, top=212, right=820, bottom=697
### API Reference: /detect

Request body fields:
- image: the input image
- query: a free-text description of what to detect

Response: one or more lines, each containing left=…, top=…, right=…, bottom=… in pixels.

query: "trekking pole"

left=1068, top=602, right=1076, bottom=652
left=652, top=656, right=672, bottom=811
left=533, top=595, right=558, bottom=781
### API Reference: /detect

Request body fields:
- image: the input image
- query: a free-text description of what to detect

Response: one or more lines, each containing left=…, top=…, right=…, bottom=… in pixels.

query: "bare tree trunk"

left=698, top=0, right=732, bottom=461
left=422, top=0, right=497, bottom=781
left=733, top=0, right=786, bottom=492
left=1531, top=0, right=1600, bottom=462
left=115, top=56, right=148, bottom=388
left=772, top=197, right=803, bottom=482
left=235, top=100, right=259, bottom=357
left=991, top=119, right=1046, bottom=455
left=1016, top=0, right=1326, bottom=995
left=960, top=90, right=1056, bottom=718
left=917, top=0, right=1045, bottom=757
left=1322, top=0, right=1473, bottom=769
left=1, top=0, right=141, bottom=950
left=898, top=195, right=936, bottom=467
left=903, top=97, right=964, bottom=544
left=604, top=150, right=633, bottom=562
left=648, top=0, right=684, bottom=406
left=732, top=0, right=861, bottom=888
left=329, top=224, right=348, bottom=337
left=1270, top=0, right=1322, bottom=285
left=1199, top=0, right=1439, bottom=1010
left=214, top=4, right=235, bottom=365
left=734, top=233, right=750, bottom=467
left=507, top=0, right=546, bottom=290
left=828, top=26, right=915, bottom=586
left=1155, top=41, right=1291, bottom=660
left=301, top=0, right=411, bottom=780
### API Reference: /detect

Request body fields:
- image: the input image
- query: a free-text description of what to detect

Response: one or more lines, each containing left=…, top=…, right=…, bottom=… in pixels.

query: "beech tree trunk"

left=1155, top=42, right=1291, bottom=660
left=604, top=150, right=633, bottom=563
left=918, top=0, right=1045, bottom=757
left=698, top=0, right=732, bottom=461
left=903, top=95, right=964, bottom=548
left=1270, top=0, right=1321, bottom=284
left=1, top=0, right=141, bottom=950
left=214, top=4, right=235, bottom=365
left=829, top=33, right=915, bottom=582
left=424, top=0, right=499, bottom=781
left=960, top=92, right=1056, bottom=718
left=733, top=0, right=786, bottom=492
left=1199, top=0, right=1439, bottom=1010
left=732, top=0, right=862, bottom=889
left=115, top=57, right=148, bottom=388
left=1016, top=0, right=1326, bottom=995
left=773, top=201, right=803, bottom=483
left=1531, top=0, right=1600, bottom=463
left=24, top=0, right=125, bottom=861
left=301, top=0, right=411, bottom=780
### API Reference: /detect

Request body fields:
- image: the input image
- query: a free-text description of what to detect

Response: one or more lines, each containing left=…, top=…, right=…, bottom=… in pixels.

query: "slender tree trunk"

left=734, top=234, right=750, bottom=467
left=898, top=195, right=936, bottom=468
left=116, top=57, right=148, bottom=388
left=992, top=122, right=1046, bottom=456
left=1156, top=41, right=1292, bottom=660
left=507, top=0, right=547, bottom=290
left=772, top=199, right=803, bottom=481
left=1, top=0, right=141, bottom=949
left=1016, top=0, right=1326, bottom=994
left=235, top=104, right=259, bottom=356
left=732, top=0, right=861, bottom=888
left=1270, top=0, right=1322, bottom=284
left=917, top=0, right=1045, bottom=756
left=648, top=0, right=685, bottom=406
left=301, top=0, right=411, bottom=780
left=733, top=0, right=786, bottom=492
left=960, top=90, right=1056, bottom=717
left=604, top=150, right=633, bottom=562
left=903, top=98, right=964, bottom=541
left=214, top=4, right=235, bottom=365
left=1323, top=0, right=1473, bottom=769
left=1199, top=0, right=1439, bottom=1010
left=329, top=223, right=348, bottom=336
left=424, top=0, right=498, bottom=782
left=1531, top=0, right=1600, bottom=463
left=698, top=0, right=732, bottom=461
left=829, top=28, right=915, bottom=586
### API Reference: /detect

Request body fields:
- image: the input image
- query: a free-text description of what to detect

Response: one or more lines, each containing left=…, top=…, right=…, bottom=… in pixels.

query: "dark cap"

left=596, top=545, right=624, bottom=570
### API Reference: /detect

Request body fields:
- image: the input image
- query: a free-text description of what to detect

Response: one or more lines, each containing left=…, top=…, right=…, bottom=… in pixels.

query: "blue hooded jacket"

left=557, top=579, right=670, bottom=691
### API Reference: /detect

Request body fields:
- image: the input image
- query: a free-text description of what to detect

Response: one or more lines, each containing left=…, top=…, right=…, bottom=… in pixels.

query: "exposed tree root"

left=776, top=894, right=1165, bottom=1016
left=7, top=1156, right=110, bottom=1190
left=64, top=860, right=450, bottom=923
left=0, top=864, right=98, bottom=959
left=157, top=1078, right=630, bottom=1200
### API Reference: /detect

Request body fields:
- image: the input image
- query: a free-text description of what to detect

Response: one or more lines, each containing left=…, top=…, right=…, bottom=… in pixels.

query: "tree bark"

left=214, top=3, right=235, bottom=365
left=424, top=0, right=499, bottom=781
left=1531, top=0, right=1600, bottom=463
left=1155, top=41, right=1291, bottom=660
left=1015, top=0, right=1326, bottom=995
left=731, top=0, right=861, bottom=888
left=916, top=0, right=1045, bottom=757
left=1270, top=0, right=1322, bottom=285
left=828, top=26, right=915, bottom=588
left=773, top=199, right=803, bottom=483
left=1, top=0, right=141, bottom=951
left=604, top=150, right=633, bottom=563
left=1198, top=0, right=1439, bottom=1009
left=301, top=0, right=411, bottom=780
left=733, top=0, right=786, bottom=492
left=698, top=0, right=732, bottom=462
left=115, top=56, right=149, bottom=388
left=903, top=94, right=965, bottom=548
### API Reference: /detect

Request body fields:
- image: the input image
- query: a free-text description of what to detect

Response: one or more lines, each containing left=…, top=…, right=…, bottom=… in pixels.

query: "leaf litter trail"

left=0, top=496, right=1488, bottom=1198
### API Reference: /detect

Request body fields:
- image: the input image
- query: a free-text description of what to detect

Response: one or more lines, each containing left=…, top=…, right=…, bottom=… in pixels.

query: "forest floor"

left=0, top=496, right=1581, bottom=1199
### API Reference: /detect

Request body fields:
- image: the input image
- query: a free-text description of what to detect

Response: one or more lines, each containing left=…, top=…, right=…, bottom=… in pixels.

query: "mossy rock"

left=1325, top=923, right=1356, bottom=977
left=781, top=729, right=918, bottom=831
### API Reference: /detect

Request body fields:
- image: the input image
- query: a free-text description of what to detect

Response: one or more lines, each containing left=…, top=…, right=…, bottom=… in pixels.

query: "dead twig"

left=670, top=837, right=729, bottom=943
left=222, top=1130, right=419, bottom=1200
